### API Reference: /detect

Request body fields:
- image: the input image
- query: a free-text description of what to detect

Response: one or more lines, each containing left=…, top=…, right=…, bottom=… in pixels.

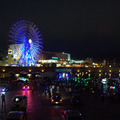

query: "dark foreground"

left=0, top=89, right=120, bottom=120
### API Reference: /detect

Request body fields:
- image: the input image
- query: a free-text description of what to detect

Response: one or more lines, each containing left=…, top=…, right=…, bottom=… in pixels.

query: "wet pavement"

left=0, top=90, right=65, bottom=120
left=0, top=89, right=120, bottom=120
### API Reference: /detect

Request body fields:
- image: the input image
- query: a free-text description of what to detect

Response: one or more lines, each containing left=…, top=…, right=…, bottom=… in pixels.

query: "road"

left=0, top=89, right=120, bottom=120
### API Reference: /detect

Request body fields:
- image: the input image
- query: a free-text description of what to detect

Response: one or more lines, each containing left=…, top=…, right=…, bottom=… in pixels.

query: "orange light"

left=60, top=99, right=62, bottom=102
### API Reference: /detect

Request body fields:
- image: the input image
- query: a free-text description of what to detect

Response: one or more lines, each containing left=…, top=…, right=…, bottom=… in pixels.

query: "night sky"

left=0, top=0, right=120, bottom=60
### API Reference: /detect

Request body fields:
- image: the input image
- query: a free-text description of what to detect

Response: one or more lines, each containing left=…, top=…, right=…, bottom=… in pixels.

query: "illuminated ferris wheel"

left=9, top=19, right=43, bottom=66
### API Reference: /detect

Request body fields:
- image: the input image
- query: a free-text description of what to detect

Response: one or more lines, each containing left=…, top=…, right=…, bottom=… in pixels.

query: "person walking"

left=1, top=93, right=5, bottom=107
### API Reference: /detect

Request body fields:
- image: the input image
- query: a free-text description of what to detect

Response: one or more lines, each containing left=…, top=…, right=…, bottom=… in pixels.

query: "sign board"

left=56, top=69, right=71, bottom=72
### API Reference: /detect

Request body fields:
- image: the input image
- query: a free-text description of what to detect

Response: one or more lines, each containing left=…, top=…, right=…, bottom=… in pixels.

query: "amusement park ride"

left=8, top=19, right=43, bottom=66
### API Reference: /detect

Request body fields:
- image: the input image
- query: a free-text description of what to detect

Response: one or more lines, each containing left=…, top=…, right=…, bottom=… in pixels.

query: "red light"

left=51, top=99, right=54, bottom=102
left=60, top=99, right=62, bottom=102
left=23, top=86, right=25, bottom=89
left=27, top=86, right=30, bottom=89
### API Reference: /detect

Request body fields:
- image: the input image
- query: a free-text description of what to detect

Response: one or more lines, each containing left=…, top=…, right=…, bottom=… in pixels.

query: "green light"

left=56, top=69, right=71, bottom=72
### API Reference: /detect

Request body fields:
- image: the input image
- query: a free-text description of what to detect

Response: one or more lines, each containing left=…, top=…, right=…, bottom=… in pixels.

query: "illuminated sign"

left=56, top=69, right=71, bottom=72
left=58, top=72, right=69, bottom=79
left=52, top=57, right=58, bottom=59
left=102, top=78, right=107, bottom=84
left=17, top=77, right=29, bottom=81
left=110, top=86, right=115, bottom=89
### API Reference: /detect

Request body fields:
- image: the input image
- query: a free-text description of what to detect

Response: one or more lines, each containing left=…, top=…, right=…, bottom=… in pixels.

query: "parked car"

left=10, top=95, right=27, bottom=112
left=71, top=94, right=83, bottom=105
left=5, top=111, right=25, bottom=120
left=61, top=110, right=84, bottom=120
left=51, top=93, right=62, bottom=105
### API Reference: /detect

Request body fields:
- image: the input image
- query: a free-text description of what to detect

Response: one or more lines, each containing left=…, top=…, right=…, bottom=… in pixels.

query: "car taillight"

left=23, top=86, right=25, bottom=89
left=27, top=86, right=30, bottom=89
left=60, top=99, right=62, bottom=102
left=51, top=99, right=54, bottom=102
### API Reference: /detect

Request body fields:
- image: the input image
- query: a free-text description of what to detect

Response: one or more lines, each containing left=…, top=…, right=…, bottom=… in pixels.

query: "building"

left=7, top=44, right=71, bottom=66
left=40, top=51, right=70, bottom=61
left=7, top=44, right=101, bottom=68
left=37, top=51, right=71, bottom=67
left=8, top=44, right=22, bottom=66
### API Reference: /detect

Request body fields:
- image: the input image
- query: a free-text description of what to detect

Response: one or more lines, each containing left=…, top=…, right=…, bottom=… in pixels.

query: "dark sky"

left=0, top=0, right=120, bottom=60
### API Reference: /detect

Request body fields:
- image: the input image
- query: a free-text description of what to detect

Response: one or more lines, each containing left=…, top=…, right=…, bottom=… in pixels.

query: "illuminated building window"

left=58, top=73, right=69, bottom=79
left=99, top=70, right=101, bottom=72
left=41, top=69, right=44, bottom=72
left=66, top=73, right=69, bottom=77
left=99, top=74, right=101, bottom=77
left=88, top=74, right=91, bottom=78
left=109, top=70, right=111, bottom=72
left=82, top=72, right=84, bottom=76
left=63, top=73, right=65, bottom=78
left=77, top=70, right=80, bottom=72
left=88, top=70, right=91, bottom=72
left=119, top=70, right=120, bottom=73
left=59, top=73, right=62, bottom=78
left=109, top=73, right=111, bottom=78
left=109, top=65, right=111, bottom=67
left=27, top=74, right=31, bottom=77
left=15, top=74, right=20, bottom=77
left=2, top=69, right=5, bottom=72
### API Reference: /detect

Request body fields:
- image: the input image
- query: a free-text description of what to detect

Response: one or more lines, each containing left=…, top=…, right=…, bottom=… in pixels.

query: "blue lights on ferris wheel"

left=9, top=19, right=43, bottom=66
